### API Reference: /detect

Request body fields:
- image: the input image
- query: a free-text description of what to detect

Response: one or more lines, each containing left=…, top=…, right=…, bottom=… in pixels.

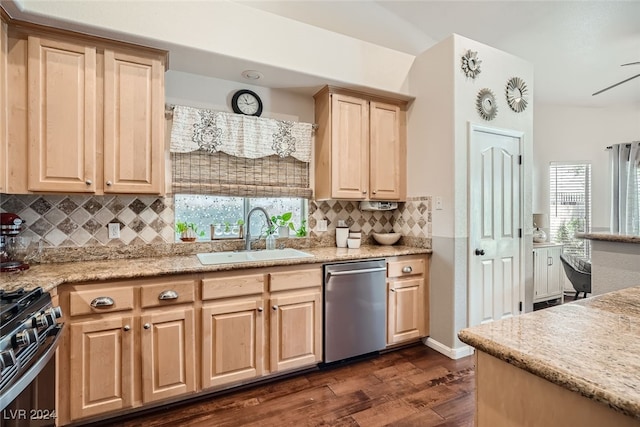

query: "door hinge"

left=518, top=155, right=522, bottom=165
left=519, top=301, right=523, bottom=312
left=518, top=228, right=522, bottom=238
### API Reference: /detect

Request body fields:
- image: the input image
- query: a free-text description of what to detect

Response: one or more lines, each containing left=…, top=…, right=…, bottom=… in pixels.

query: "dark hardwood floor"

left=116, top=344, right=475, bottom=427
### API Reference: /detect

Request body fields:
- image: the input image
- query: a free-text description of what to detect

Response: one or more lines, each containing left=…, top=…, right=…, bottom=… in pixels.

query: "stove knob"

left=0, top=351, right=16, bottom=371
left=47, top=307, right=63, bottom=319
left=33, top=312, right=55, bottom=328
left=12, top=329, right=38, bottom=348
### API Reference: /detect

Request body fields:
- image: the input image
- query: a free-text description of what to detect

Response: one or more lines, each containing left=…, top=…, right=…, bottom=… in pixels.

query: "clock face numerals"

left=238, top=93, right=259, bottom=115
left=232, top=90, right=263, bottom=117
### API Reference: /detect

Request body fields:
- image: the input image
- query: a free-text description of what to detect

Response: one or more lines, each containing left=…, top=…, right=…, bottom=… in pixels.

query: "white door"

left=469, top=124, right=523, bottom=326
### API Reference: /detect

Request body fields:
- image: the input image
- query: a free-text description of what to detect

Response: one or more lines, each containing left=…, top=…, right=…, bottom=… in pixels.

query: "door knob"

left=144, top=323, right=151, bottom=329
left=475, top=249, right=485, bottom=256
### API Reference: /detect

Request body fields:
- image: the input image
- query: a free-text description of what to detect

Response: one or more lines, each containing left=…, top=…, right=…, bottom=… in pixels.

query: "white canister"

left=336, top=227, right=349, bottom=248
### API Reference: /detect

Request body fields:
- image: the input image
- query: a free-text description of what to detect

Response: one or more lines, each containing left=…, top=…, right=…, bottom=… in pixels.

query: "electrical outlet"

left=108, top=223, right=121, bottom=239
left=435, top=196, right=443, bottom=210
left=317, top=219, right=328, bottom=232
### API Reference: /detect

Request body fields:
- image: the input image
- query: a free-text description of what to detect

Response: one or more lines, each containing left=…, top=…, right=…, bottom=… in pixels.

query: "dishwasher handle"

left=326, top=267, right=387, bottom=278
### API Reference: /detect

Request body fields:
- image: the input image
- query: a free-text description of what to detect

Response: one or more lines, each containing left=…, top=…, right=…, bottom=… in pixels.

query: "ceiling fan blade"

left=592, top=73, right=640, bottom=96
left=621, top=62, right=640, bottom=67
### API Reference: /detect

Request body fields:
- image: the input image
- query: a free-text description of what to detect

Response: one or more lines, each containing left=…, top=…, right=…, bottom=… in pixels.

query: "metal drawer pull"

left=257, top=307, right=263, bottom=312
left=123, top=325, right=131, bottom=331
left=402, top=266, right=413, bottom=273
left=90, top=296, right=114, bottom=308
left=272, top=305, right=278, bottom=311
left=144, top=323, right=151, bottom=330
left=158, top=290, right=179, bottom=300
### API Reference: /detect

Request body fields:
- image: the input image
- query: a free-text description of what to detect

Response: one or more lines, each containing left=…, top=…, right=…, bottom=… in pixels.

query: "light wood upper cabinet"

left=5, top=25, right=166, bottom=195
left=69, top=315, right=135, bottom=421
left=103, top=49, right=164, bottom=194
left=314, top=86, right=408, bottom=201
left=27, top=36, right=97, bottom=192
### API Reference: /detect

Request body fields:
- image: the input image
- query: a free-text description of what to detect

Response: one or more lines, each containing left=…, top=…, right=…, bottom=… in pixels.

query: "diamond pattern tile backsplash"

left=0, top=194, right=431, bottom=250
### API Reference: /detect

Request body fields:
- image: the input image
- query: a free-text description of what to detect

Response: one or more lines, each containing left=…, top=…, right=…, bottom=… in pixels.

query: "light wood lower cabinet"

left=201, top=296, right=265, bottom=388
left=69, top=315, right=135, bottom=421
left=141, top=308, right=196, bottom=403
left=386, top=255, right=429, bottom=345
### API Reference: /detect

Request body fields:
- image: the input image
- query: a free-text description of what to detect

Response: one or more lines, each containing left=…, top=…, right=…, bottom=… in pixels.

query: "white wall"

left=533, top=105, right=640, bottom=230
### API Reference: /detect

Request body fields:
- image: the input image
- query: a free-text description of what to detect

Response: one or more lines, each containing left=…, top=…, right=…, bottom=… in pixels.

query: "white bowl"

left=372, top=232, right=401, bottom=245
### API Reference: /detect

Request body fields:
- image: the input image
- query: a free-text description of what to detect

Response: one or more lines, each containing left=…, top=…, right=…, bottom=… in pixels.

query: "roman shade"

left=169, top=105, right=313, bottom=198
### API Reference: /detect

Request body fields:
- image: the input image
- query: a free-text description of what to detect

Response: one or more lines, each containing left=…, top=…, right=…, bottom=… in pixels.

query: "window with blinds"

left=549, top=162, right=591, bottom=258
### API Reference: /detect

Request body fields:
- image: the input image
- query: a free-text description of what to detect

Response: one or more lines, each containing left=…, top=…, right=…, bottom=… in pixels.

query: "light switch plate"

left=317, top=219, right=328, bottom=232
left=108, top=223, right=120, bottom=239
left=435, top=196, right=443, bottom=210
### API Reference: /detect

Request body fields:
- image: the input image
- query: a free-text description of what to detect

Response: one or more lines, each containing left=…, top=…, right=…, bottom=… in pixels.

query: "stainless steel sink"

left=197, top=248, right=313, bottom=265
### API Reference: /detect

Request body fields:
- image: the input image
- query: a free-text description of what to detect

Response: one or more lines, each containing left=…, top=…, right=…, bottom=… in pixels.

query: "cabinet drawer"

left=202, top=274, right=265, bottom=300
left=387, top=259, right=424, bottom=278
left=140, top=280, right=195, bottom=308
left=269, top=268, right=322, bottom=292
left=69, top=287, right=134, bottom=316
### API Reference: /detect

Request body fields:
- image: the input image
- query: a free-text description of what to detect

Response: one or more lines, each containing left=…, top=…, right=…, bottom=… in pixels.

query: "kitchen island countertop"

left=458, top=285, right=640, bottom=420
left=1, top=245, right=431, bottom=293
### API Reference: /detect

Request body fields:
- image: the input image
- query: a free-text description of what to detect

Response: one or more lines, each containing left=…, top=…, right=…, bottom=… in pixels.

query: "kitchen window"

left=549, top=162, right=591, bottom=258
left=174, top=195, right=307, bottom=241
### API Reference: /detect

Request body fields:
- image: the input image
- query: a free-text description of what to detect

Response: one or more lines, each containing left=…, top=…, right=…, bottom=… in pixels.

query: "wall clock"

left=505, top=77, right=529, bottom=113
left=231, top=89, right=263, bottom=117
left=476, top=88, right=497, bottom=121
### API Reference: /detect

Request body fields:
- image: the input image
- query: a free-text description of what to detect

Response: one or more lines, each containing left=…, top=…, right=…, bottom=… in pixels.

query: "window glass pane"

left=174, top=195, right=243, bottom=240
left=549, top=162, right=591, bottom=258
left=248, top=198, right=306, bottom=237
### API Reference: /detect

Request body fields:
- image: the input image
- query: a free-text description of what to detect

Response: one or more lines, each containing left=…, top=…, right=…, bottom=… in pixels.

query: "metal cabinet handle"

left=402, top=266, right=413, bottom=273
left=105, top=180, right=113, bottom=186
left=372, top=190, right=377, bottom=194
left=144, top=323, right=151, bottom=330
left=158, top=290, right=178, bottom=300
left=91, top=296, right=114, bottom=308
left=362, top=190, right=367, bottom=194
left=548, top=257, right=553, bottom=266
left=85, top=179, right=93, bottom=185
left=475, top=249, right=485, bottom=256
left=390, top=288, right=396, bottom=292
left=257, top=307, right=263, bottom=312
left=272, top=305, right=278, bottom=311
left=123, top=325, right=131, bottom=331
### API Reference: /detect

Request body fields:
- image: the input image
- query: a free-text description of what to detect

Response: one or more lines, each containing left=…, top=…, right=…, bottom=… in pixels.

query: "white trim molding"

left=424, top=337, right=475, bottom=360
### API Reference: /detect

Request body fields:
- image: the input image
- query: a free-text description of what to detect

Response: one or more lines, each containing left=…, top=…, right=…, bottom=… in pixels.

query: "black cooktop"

left=0, top=288, right=46, bottom=331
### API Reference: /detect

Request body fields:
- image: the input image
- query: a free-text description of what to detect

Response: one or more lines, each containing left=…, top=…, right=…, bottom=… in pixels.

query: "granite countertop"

left=458, top=286, right=640, bottom=420
left=576, top=232, right=640, bottom=244
left=1, top=245, right=431, bottom=293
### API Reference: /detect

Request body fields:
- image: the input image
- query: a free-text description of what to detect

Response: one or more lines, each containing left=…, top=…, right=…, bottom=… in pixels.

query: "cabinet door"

left=69, top=316, right=134, bottom=421
left=370, top=101, right=404, bottom=200
left=387, top=278, right=425, bottom=344
left=330, top=94, right=369, bottom=199
left=103, top=50, right=164, bottom=194
left=270, top=290, right=322, bottom=372
left=141, top=307, right=196, bottom=403
left=201, top=297, right=264, bottom=388
left=28, top=36, right=97, bottom=192
left=546, top=246, right=563, bottom=297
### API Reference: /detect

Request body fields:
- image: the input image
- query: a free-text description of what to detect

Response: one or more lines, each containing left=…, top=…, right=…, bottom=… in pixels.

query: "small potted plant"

left=175, top=221, right=204, bottom=242
left=271, top=212, right=295, bottom=238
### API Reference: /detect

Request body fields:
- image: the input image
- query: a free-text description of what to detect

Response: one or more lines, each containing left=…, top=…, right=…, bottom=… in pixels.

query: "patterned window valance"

left=170, top=105, right=313, bottom=163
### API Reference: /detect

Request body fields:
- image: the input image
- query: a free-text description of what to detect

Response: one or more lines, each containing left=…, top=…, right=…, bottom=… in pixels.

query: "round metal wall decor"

left=476, top=88, right=497, bottom=121
left=461, top=50, right=482, bottom=79
left=505, top=77, right=529, bottom=113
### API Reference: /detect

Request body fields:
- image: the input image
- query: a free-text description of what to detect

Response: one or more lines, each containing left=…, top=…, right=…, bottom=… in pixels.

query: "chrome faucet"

left=245, top=207, right=272, bottom=251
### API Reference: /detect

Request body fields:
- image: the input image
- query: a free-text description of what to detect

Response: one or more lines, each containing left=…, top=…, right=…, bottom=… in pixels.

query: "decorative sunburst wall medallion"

left=505, top=77, right=529, bottom=113
left=461, top=50, right=482, bottom=79
left=476, top=88, right=497, bottom=121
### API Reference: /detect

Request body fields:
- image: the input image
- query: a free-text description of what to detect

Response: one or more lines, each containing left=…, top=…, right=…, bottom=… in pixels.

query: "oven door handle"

left=0, top=324, right=63, bottom=411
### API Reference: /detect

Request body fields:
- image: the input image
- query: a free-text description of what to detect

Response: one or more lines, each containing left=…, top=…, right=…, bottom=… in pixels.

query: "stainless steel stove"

left=0, top=287, right=63, bottom=426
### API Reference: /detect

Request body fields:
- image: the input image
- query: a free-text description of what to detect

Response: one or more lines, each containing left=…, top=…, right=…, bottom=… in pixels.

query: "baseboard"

left=423, top=337, right=474, bottom=360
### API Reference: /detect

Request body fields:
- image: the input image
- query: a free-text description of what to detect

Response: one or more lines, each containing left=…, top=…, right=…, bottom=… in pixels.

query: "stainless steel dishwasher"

left=324, top=259, right=387, bottom=363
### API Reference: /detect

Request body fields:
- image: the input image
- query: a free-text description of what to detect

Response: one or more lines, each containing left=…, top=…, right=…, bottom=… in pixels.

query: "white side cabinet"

left=533, top=243, right=564, bottom=304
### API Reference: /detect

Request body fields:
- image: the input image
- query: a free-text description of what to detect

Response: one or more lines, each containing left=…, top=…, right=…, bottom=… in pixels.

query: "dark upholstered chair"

left=560, top=254, right=592, bottom=300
